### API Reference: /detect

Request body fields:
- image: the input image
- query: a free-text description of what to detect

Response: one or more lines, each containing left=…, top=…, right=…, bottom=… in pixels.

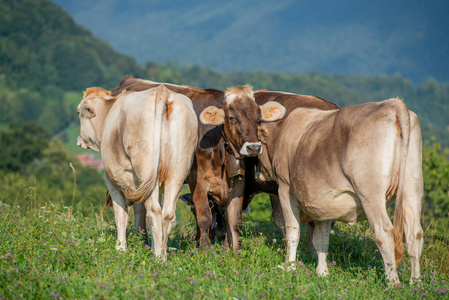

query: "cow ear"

left=103, top=95, right=116, bottom=101
left=199, top=106, right=225, bottom=125
left=81, top=104, right=96, bottom=118
left=260, top=101, right=286, bottom=122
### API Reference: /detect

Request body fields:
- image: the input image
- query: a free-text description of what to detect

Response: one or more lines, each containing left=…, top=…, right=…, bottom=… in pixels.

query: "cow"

left=254, top=93, right=423, bottom=284
left=77, top=85, right=198, bottom=261
left=199, top=90, right=338, bottom=254
left=110, top=76, right=285, bottom=252
left=242, top=90, right=340, bottom=254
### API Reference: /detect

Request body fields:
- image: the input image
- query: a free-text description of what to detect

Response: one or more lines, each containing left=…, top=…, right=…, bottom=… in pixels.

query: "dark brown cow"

left=110, top=76, right=285, bottom=251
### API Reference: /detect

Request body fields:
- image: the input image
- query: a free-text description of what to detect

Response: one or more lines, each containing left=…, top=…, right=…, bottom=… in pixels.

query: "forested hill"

left=0, top=0, right=143, bottom=91
left=0, top=0, right=448, bottom=146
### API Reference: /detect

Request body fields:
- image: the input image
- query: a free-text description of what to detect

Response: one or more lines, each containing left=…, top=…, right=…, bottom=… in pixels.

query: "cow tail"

left=392, top=97, right=410, bottom=266
left=124, top=85, right=169, bottom=202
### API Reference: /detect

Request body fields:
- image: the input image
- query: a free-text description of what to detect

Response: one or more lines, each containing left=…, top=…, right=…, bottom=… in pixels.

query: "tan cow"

left=256, top=96, right=423, bottom=284
left=77, top=85, right=198, bottom=261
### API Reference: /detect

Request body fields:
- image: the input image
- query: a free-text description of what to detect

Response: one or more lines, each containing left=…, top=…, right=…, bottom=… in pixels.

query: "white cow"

left=77, top=85, right=198, bottom=260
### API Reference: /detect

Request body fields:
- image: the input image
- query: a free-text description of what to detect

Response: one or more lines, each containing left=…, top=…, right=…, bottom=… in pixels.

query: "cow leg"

left=144, top=185, right=164, bottom=260
left=306, top=221, right=317, bottom=257
left=403, top=196, right=423, bottom=284
left=225, top=177, right=245, bottom=252
left=191, top=186, right=212, bottom=249
left=403, top=112, right=424, bottom=284
left=312, top=220, right=332, bottom=276
left=270, top=194, right=321, bottom=261
left=104, top=176, right=129, bottom=252
left=278, top=182, right=301, bottom=263
left=269, top=194, right=285, bottom=238
left=161, top=179, right=184, bottom=258
left=364, top=204, right=399, bottom=283
left=133, top=202, right=148, bottom=245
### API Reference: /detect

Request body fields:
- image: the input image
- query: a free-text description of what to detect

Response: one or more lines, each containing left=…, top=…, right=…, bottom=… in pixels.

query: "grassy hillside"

left=0, top=195, right=447, bottom=298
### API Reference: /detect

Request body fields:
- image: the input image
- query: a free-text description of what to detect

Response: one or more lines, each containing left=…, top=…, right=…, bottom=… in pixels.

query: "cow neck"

left=220, top=125, right=238, bottom=161
left=96, top=100, right=116, bottom=150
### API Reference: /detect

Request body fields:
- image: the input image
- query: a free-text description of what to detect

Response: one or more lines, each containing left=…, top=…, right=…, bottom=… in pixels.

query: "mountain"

left=0, top=0, right=143, bottom=91
left=1, top=0, right=448, bottom=146
left=52, top=0, right=449, bottom=85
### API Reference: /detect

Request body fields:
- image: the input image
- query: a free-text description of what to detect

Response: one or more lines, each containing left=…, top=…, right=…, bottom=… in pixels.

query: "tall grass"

left=0, top=184, right=447, bottom=299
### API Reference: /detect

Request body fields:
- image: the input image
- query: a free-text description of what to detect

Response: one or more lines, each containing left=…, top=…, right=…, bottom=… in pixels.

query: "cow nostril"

left=247, top=144, right=261, bottom=153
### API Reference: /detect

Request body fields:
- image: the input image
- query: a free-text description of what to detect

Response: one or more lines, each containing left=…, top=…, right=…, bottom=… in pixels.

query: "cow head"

left=199, top=85, right=286, bottom=158
left=77, top=87, right=116, bottom=152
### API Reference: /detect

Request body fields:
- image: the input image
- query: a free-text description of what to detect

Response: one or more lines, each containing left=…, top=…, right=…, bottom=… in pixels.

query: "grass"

left=0, top=192, right=448, bottom=299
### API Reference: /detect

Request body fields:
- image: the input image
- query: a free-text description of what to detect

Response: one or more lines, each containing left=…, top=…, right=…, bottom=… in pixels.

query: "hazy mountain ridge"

left=52, top=0, right=449, bottom=85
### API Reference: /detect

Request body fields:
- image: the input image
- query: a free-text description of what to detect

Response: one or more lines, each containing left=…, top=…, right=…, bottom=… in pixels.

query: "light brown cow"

left=256, top=96, right=423, bottom=284
left=77, top=85, right=198, bottom=261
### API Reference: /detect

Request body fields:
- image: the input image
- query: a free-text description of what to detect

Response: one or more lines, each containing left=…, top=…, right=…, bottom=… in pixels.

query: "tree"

left=422, top=139, right=449, bottom=223
left=0, top=122, right=49, bottom=172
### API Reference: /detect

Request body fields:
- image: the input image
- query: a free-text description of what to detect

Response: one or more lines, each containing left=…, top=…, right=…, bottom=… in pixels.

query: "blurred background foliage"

left=0, top=0, right=447, bottom=231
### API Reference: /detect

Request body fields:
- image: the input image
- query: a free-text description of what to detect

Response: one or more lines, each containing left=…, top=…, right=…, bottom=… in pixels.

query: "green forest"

left=0, top=0, right=448, bottom=232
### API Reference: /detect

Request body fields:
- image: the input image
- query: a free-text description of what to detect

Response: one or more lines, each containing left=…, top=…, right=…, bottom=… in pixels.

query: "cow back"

left=112, top=76, right=225, bottom=150
left=254, top=91, right=338, bottom=118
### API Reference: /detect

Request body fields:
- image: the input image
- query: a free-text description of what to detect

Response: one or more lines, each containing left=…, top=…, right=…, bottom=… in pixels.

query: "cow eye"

left=228, top=116, right=236, bottom=122
left=83, top=106, right=95, bottom=118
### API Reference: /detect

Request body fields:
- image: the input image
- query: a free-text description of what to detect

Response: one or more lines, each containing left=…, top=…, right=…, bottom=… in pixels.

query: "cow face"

left=77, top=87, right=115, bottom=152
left=200, top=85, right=286, bottom=158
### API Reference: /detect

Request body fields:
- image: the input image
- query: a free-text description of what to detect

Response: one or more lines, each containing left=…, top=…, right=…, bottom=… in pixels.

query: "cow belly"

left=300, top=190, right=365, bottom=223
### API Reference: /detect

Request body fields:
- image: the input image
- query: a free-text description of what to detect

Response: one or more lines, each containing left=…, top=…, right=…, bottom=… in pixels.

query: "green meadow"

left=0, top=185, right=447, bottom=299
left=1, top=1, right=449, bottom=298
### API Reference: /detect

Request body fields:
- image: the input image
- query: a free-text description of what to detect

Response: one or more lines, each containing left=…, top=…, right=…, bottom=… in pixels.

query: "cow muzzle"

left=77, top=136, right=88, bottom=149
left=240, top=142, right=262, bottom=156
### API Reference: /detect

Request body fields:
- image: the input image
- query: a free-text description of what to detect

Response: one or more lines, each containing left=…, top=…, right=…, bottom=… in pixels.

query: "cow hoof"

left=115, top=242, right=127, bottom=252
left=409, top=277, right=421, bottom=285
left=316, top=267, right=329, bottom=277
left=385, top=275, right=401, bottom=286
left=277, top=262, right=297, bottom=271
left=286, top=262, right=297, bottom=271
